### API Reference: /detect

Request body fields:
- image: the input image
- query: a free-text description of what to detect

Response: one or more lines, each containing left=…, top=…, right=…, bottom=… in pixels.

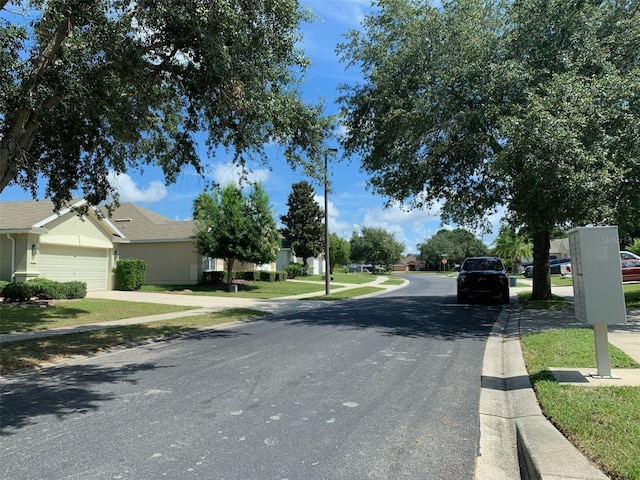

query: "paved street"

left=0, top=275, right=501, bottom=480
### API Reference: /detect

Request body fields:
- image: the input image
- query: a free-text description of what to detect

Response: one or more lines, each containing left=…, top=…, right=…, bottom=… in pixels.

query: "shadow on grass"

left=0, top=305, right=91, bottom=334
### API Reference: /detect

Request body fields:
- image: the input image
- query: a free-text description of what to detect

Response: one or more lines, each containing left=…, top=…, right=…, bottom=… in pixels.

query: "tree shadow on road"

left=268, top=293, right=504, bottom=340
left=0, top=362, right=163, bottom=435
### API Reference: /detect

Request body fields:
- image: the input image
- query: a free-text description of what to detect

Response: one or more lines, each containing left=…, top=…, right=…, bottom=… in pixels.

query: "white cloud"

left=108, top=172, right=167, bottom=203
left=212, top=162, right=270, bottom=188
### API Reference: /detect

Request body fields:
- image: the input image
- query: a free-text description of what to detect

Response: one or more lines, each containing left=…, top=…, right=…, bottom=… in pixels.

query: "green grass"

left=294, top=272, right=380, bottom=284
left=0, top=309, right=268, bottom=375
left=304, top=286, right=385, bottom=300
left=521, top=329, right=640, bottom=479
left=140, top=280, right=339, bottom=298
left=624, top=283, right=640, bottom=308
left=0, top=299, right=198, bottom=334
left=517, top=292, right=571, bottom=309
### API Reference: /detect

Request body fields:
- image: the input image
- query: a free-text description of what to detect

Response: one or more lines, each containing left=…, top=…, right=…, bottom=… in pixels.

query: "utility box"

left=568, top=226, right=626, bottom=325
left=568, top=226, right=627, bottom=379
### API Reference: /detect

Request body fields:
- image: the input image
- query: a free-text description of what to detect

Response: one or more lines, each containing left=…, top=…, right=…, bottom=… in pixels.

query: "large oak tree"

left=1, top=0, right=333, bottom=211
left=338, top=0, right=640, bottom=299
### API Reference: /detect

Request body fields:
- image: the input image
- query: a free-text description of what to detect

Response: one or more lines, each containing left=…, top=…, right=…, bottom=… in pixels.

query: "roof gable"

left=102, top=203, right=195, bottom=242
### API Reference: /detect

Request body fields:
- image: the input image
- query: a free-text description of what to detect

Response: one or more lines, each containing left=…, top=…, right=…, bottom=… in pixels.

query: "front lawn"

left=0, top=299, right=198, bottom=334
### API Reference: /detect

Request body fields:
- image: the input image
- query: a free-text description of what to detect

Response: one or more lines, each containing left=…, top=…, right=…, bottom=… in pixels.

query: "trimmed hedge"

left=200, top=270, right=287, bottom=285
left=1, top=278, right=87, bottom=301
left=115, top=258, right=147, bottom=291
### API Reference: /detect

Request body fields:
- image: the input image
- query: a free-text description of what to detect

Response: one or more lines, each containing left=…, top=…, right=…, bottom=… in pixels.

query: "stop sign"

left=441, top=258, right=448, bottom=265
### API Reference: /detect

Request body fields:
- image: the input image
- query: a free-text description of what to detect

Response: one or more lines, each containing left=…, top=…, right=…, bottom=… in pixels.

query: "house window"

left=204, top=257, right=215, bottom=271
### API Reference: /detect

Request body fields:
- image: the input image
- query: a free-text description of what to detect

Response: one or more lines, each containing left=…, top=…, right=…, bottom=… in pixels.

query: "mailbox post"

left=568, top=226, right=627, bottom=378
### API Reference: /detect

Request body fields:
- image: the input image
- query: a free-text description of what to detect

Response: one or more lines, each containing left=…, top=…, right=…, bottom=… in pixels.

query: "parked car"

left=621, top=260, right=640, bottom=282
left=620, top=251, right=640, bottom=261
left=523, top=257, right=571, bottom=278
left=456, top=256, right=511, bottom=304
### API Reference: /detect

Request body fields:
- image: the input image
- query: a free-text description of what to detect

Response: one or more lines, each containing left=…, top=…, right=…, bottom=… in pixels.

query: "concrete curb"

left=477, top=300, right=610, bottom=479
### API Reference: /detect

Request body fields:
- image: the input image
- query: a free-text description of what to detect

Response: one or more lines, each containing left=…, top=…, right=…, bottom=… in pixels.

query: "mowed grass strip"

left=141, top=280, right=333, bottom=298
left=0, top=299, right=198, bottom=334
left=521, top=328, right=640, bottom=480
left=298, top=273, right=381, bottom=284
left=0, top=309, right=268, bottom=375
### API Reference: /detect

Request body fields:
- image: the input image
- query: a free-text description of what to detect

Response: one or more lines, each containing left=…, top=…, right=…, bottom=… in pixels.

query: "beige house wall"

left=0, top=233, right=39, bottom=282
left=118, top=241, right=204, bottom=285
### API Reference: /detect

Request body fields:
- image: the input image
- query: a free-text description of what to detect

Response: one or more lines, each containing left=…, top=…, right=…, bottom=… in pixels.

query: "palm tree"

left=492, top=226, right=532, bottom=271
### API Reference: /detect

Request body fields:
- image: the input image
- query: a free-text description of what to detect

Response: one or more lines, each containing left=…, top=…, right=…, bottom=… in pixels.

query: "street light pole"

left=325, top=148, right=338, bottom=295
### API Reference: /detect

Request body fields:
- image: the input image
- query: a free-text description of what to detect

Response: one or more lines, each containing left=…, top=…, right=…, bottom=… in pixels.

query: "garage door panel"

left=39, top=245, right=108, bottom=291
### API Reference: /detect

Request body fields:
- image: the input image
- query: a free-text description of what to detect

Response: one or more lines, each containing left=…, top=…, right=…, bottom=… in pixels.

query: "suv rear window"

left=463, top=259, right=504, bottom=271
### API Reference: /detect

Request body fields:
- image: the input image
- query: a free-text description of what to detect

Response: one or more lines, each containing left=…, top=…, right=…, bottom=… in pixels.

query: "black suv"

left=456, top=256, right=511, bottom=304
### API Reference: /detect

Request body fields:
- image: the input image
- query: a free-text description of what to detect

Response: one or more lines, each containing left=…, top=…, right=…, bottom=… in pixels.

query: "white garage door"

left=39, top=245, right=109, bottom=291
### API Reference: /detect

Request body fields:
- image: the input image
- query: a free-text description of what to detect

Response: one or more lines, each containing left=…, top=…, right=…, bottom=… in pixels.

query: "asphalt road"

left=1, top=275, right=502, bottom=480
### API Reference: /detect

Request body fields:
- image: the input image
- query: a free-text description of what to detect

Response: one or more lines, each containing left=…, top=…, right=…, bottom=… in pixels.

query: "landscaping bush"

left=284, top=263, right=305, bottom=279
left=276, top=271, right=287, bottom=281
left=259, top=271, right=276, bottom=282
left=242, top=271, right=256, bottom=281
left=28, top=278, right=63, bottom=299
left=2, top=282, right=34, bottom=301
left=64, top=281, right=87, bottom=299
left=115, top=258, right=147, bottom=290
left=0, top=280, right=9, bottom=296
left=201, top=271, right=224, bottom=285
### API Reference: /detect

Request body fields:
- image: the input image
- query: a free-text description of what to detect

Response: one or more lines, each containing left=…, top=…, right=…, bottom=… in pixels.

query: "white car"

left=620, top=250, right=640, bottom=261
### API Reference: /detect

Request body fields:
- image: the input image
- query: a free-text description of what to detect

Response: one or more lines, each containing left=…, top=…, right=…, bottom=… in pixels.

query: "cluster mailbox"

left=568, top=226, right=627, bottom=378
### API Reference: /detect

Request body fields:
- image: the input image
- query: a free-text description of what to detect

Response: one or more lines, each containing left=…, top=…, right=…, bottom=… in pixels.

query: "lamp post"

left=325, top=148, right=338, bottom=295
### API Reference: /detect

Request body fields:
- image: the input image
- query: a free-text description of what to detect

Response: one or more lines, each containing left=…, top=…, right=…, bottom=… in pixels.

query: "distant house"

left=549, top=238, right=571, bottom=259
left=392, top=255, right=426, bottom=272
left=276, top=237, right=326, bottom=275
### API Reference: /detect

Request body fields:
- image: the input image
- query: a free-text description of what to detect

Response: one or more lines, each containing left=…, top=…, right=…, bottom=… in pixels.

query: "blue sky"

left=1, top=0, right=503, bottom=254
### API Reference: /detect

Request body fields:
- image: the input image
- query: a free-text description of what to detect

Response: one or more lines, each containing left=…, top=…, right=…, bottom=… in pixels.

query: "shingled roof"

left=101, top=203, right=195, bottom=243
left=0, top=198, right=122, bottom=237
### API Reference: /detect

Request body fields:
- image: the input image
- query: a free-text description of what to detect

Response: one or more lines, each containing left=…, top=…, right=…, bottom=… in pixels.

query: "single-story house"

left=0, top=199, right=213, bottom=290
left=0, top=199, right=124, bottom=290
left=392, top=255, right=426, bottom=272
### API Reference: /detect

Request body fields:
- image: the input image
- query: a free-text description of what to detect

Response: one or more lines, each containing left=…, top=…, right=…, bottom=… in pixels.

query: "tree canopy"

left=1, top=0, right=333, bottom=211
left=418, top=228, right=488, bottom=269
left=329, top=232, right=350, bottom=273
left=193, top=183, right=279, bottom=288
left=280, top=180, right=325, bottom=271
left=338, top=0, right=640, bottom=299
left=491, top=226, right=532, bottom=269
left=350, top=226, right=404, bottom=270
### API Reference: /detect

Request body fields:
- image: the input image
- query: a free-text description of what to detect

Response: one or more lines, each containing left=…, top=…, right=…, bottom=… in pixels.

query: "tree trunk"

left=531, top=231, right=552, bottom=300
left=226, top=258, right=235, bottom=289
